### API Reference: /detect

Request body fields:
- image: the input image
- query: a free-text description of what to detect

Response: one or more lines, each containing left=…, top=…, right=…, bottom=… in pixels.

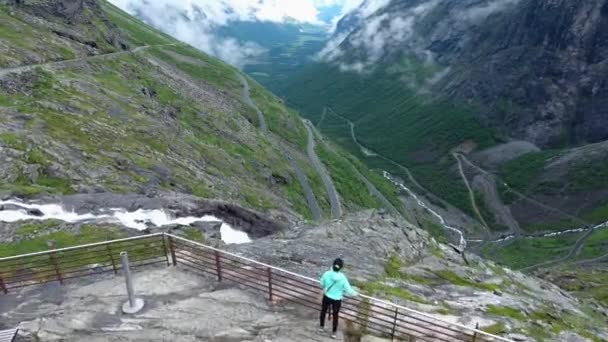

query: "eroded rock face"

left=452, top=0, right=608, bottom=147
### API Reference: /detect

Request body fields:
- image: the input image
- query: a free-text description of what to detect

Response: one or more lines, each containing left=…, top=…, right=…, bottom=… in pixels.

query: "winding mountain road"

left=324, top=107, right=467, bottom=246
left=325, top=108, right=450, bottom=207
left=455, top=153, right=606, bottom=271
left=237, top=74, right=321, bottom=220
left=456, top=153, right=589, bottom=227
left=304, top=120, right=342, bottom=219
left=237, top=74, right=268, bottom=133
left=309, top=121, right=401, bottom=218
left=0, top=44, right=165, bottom=78
left=454, top=153, right=491, bottom=233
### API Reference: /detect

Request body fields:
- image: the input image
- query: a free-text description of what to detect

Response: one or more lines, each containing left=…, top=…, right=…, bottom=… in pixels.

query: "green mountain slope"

left=0, top=0, right=397, bottom=222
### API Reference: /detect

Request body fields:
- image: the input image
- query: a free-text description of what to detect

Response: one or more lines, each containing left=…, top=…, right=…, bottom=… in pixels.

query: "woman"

left=319, top=258, right=357, bottom=339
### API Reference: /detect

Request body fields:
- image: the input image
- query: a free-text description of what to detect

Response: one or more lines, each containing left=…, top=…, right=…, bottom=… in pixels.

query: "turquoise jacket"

left=320, top=270, right=357, bottom=300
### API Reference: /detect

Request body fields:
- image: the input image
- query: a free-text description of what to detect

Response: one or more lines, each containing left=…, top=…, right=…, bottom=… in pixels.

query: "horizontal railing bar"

left=178, top=260, right=220, bottom=278
left=0, top=234, right=164, bottom=261
left=173, top=252, right=218, bottom=271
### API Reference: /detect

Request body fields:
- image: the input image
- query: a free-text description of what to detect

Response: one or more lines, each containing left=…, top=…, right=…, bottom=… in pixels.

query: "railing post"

left=472, top=322, right=479, bottom=342
left=107, top=245, right=117, bottom=274
left=49, top=252, right=63, bottom=284
left=215, top=251, right=222, bottom=282
left=168, top=236, right=177, bottom=266
left=0, top=274, right=7, bottom=294
left=391, top=307, right=399, bottom=339
left=161, top=234, right=170, bottom=266
left=267, top=267, right=273, bottom=301
left=120, top=251, right=145, bottom=314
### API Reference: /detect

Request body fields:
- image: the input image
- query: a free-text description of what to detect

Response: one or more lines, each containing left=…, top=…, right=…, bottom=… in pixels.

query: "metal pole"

left=391, top=307, right=399, bottom=339
left=168, top=236, right=177, bottom=266
left=120, top=251, right=144, bottom=314
left=161, top=235, right=170, bottom=266
left=49, top=253, right=63, bottom=285
left=267, top=267, right=273, bottom=301
left=107, top=245, right=117, bottom=274
left=121, top=252, right=135, bottom=307
left=0, top=274, right=7, bottom=294
left=472, top=322, right=479, bottom=342
left=215, top=251, right=222, bottom=282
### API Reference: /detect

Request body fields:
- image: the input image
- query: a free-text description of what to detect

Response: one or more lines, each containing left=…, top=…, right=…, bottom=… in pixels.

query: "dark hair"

left=332, top=258, right=344, bottom=272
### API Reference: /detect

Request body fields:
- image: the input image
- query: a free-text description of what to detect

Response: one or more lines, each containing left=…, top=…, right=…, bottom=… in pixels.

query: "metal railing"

left=0, top=233, right=512, bottom=342
left=0, top=233, right=167, bottom=293
left=166, top=234, right=512, bottom=342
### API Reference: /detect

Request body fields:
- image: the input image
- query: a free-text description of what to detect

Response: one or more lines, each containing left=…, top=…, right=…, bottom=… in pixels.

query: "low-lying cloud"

left=319, top=0, right=520, bottom=73
left=110, top=0, right=359, bottom=68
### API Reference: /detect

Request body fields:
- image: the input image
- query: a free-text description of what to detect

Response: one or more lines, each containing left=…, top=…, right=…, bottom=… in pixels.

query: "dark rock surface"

left=329, top=0, right=608, bottom=148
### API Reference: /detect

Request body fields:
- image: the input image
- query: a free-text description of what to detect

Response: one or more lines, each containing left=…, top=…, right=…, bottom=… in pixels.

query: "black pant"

left=320, top=295, right=342, bottom=333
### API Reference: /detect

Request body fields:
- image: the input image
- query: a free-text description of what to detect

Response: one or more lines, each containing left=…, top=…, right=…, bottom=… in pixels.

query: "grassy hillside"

left=282, top=62, right=497, bottom=216
left=0, top=0, right=398, bottom=222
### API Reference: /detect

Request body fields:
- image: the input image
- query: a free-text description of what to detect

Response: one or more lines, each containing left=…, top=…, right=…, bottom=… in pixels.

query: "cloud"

left=459, top=0, right=520, bottom=22
left=320, top=0, right=521, bottom=73
left=320, top=0, right=439, bottom=71
left=110, top=0, right=357, bottom=68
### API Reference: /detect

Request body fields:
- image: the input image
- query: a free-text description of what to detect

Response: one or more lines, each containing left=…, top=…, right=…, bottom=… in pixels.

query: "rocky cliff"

left=321, top=0, right=608, bottom=148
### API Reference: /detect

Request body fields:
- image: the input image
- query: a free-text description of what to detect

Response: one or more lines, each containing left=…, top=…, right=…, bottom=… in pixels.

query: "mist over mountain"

left=108, top=0, right=367, bottom=68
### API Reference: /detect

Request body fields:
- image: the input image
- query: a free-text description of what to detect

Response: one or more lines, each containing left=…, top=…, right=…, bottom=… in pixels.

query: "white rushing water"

left=471, top=220, right=608, bottom=244
left=383, top=171, right=467, bottom=250
left=0, top=199, right=251, bottom=244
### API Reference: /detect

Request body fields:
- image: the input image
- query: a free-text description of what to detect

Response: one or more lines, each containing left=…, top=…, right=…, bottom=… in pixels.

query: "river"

left=382, top=171, right=467, bottom=250
left=0, top=199, right=251, bottom=244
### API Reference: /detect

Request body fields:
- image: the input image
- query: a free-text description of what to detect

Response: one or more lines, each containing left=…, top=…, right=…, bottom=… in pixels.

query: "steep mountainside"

left=0, top=0, right=400, bottom=223
left=114, top=0, right=329, bottom=94
left=280, top=0, right=608, bottom=243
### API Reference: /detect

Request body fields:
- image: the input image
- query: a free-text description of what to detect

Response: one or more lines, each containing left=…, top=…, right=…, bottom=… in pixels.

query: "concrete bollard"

left=120, top=251, right=145, bottom=314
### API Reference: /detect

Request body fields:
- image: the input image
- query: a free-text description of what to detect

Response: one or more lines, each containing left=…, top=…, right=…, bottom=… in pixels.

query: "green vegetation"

left=577, top=228, right=608, bottom=260
left=15, top=220, right=63, bottom=237
left=356, top=280, right=428, bottom=304
left=315, top=143, right=381, bottom=210
left=242, top=186, right=276, bottom=211
left=556, top=267, right=608, bottom=307
left=486, top=305, right=526, bottom=320
left=433, top=269, right=499, bottom=291
left=342, top=152, right=403, bottom=212
left=148, top=46, right=241, bottom=95
left=565, top=159, right=608, bottom=192
left=0, top=225, right=126, bottom=258
left=481, top=322, right=507, bottom=335
left=249, top=80, right=308, bottom=149
left=0, top=132, right=26, bottom=150
left=500, top=150, right=560, bottom=191
left=418, top=218, right=448, bottom=243
left=281, top=63, right=496, bottom=215
left=182, top=227, right=205, bottom=242
left=411, top=163, right=474, bottom=217
left=488, top=234, right=579, bottom=269
left=101, top=0, right=173, bottom=46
